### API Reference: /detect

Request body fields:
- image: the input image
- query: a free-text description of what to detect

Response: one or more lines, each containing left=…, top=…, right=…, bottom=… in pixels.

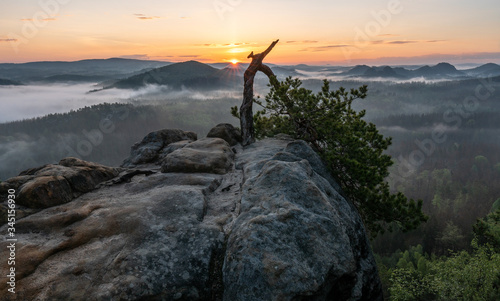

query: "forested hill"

left=106, top=60, right=241, bottom=90
left=0, top=78, right=22, bottom=85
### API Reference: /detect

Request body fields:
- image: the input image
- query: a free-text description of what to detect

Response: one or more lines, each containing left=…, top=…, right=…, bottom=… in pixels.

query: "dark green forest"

left=1, top=75, right=500, bottom=299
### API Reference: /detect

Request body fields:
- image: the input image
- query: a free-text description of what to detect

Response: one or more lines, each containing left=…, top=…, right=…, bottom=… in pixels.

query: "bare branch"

left=240, top=39, right=279, bottom=146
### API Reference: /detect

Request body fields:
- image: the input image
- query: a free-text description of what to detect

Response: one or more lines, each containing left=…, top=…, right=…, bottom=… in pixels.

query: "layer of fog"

left=0, top=84, right=129, bottom=123
left=125, top=84, right=240, bottom=105
left=294, top=69, right=456, bottom=84
left=378, top=123, right=464, bottom=134
left=0, top=83, right=241, bottom=123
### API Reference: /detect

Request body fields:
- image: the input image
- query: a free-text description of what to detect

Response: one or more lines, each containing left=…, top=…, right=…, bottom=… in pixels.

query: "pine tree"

left=233, top=76, right=427, bottom=235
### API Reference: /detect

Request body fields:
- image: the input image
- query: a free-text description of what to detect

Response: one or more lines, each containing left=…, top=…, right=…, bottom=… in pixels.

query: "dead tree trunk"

left=240, top=39, right=279, bottom=146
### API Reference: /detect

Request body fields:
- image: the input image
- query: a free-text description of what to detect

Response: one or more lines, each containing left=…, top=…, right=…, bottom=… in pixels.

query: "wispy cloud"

left=371, top=40, right=446, bottom=45
left=0, top=38, right=18, bottom=42
left=387, top=40, right=418, bottom=44
left=178, top=55, right=200, bottom=58
left=300, top=44, right=350, bottom=52
left=194, top=42, right=253, bottom=48
left=286, top=40, right=319, bottom=44
left=426, top=40, right=447, bottom=43
left=21, top=18, right=57, bottom=21
left=150, top=55, right=174, bottom=60
left=378, top=33, right=399, bottom=37
left=134, top=14, right=160, bottom=20
left=118, top=54, right=150, bottom=60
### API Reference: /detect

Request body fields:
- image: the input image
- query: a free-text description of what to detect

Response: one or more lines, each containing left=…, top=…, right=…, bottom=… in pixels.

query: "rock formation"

left=0, top=157, right=119, bottom=222
left=0, top=123, right=382, bottom=300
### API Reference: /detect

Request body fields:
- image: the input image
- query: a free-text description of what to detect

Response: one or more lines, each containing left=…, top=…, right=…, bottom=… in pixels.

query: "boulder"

left=157, top=140, right=192, bottom=163
left=17, top=175, right=74, bottom=208
left=207, top=123, right=242, bottom=146
left=121, top=129, right=197, bottom=167
left=0, top=157, right=118, bottom=211
left=162, top=138, right=235, bottom=175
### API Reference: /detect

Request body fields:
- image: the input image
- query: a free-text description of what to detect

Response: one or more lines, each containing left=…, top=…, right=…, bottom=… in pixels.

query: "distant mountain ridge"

left=0, top=58, right=499, bottom=87
left=342, top=62, right=500, bottom=79
left=0, top=58, right=170, bottom=83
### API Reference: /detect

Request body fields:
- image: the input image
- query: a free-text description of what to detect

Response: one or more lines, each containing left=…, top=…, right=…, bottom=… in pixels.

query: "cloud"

left=286, top=40, right=319, bottom=44
left=118, top=54, right=150, bottom=60
left=21, top=18, right=57, bottom=21
left=134, top=14, right=160, bottom=20
left=178, top=55, right=200, bottom=58
left=194, top=42, right=252, bottom=48
left=152, top=55, right=174, bottom=59
left=370, top=40, right=446, bottom=45
left=387, top=40, right=418, bottom=44
left=378, top=34, right=399, bottom=37
left=137, top=16, right=160, bottom=20
left=369, top=40, right=445, bottom=45
left=300, top=44, right=350, bottom=52
left=0, top=38, right=17, bottom=42
left=20, top=18, right=57, bottom=22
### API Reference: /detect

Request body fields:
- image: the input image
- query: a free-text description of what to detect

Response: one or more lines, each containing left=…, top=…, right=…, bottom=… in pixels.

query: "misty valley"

left=1, top=59, right=500, bottom=298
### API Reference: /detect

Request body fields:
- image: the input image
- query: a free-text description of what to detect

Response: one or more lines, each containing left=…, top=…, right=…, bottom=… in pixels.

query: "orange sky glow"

left=1, top=0, right=500, bottom=65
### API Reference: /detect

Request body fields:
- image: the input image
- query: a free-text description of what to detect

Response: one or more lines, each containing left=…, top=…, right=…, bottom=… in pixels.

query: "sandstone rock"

left=224, top=139, right=382, bottom=300
left=1, top=172, right=226, bottom=301
left=0, top=158, right=118, bottom=211
left=157, top=140, right=192, bottom=163
left=17, top=175, right=74, bottom=208
left=162, top=138, right=235, bottom=175
left=0, top=205, right=40, bottom=227
left=207, top=123, right=242, bottom=146
left=0, top=135, right=382, bottom=300
left=122, top=129, right=197, bottom=167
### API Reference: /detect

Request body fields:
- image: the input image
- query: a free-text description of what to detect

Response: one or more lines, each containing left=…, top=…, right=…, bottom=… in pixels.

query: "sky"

left=1, top=0, right=500, bottom=65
